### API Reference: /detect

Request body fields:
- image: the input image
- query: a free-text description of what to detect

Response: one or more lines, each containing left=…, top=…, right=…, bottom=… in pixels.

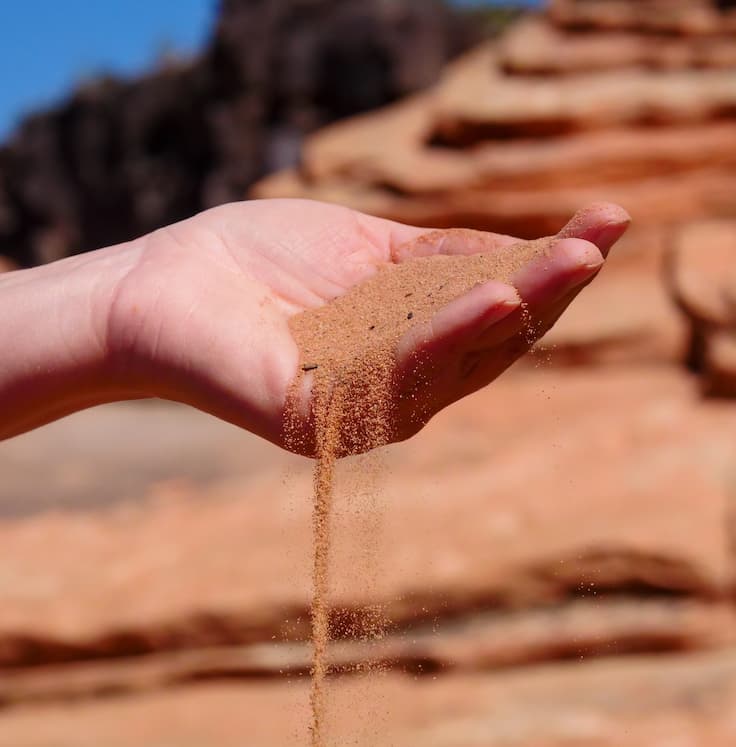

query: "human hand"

left=0, top=198, right=628, bottom=451
left=103, top=198, right=629, bottom=455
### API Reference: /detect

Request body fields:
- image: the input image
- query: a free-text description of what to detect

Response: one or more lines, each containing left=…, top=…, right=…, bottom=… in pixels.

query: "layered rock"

left=549, top=0, right=736, bottom=35
left=0, top=366, right=734, bottom=672
left=668, top=220, right=736, bottom=394
left=0, top=362, right=735, bottom=741
left=253, top=1, right=736, bottom=374
left=3, top=650, right=736, bottom=746
left=3, top=2, right=736, bottom=742
left=432, top=67, right=736, bottom=143
left=499, top=16, right=736, bottom=74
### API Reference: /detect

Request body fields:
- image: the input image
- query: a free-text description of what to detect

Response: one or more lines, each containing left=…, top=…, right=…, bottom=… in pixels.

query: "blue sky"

left=0, top=0, right=218, bottom=140
left=0, top=0, right=539, bottom=143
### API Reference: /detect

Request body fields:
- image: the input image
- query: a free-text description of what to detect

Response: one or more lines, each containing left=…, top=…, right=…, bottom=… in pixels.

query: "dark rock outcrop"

left=0, top=0, right=478, bottom=267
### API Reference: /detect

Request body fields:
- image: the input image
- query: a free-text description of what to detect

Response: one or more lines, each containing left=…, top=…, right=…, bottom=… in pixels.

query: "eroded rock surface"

left=0, top=367, right=734, bottom=670
left=500, top=16, right=736, bottom=74
left=252, top=1, right=736, bottom=374
left=3, top=651, right=736, bottom=746
left=668, top=219, right=736, bottom=394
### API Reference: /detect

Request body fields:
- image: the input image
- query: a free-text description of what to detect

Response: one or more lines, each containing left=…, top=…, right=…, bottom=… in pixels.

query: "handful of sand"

left=286, top=228, right=555, bottom=746
left=289, top=231, right=554, bottom=451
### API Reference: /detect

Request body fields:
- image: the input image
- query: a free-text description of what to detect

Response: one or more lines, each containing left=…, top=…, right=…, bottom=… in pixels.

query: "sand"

left=286, top=228, right=553, bottom=747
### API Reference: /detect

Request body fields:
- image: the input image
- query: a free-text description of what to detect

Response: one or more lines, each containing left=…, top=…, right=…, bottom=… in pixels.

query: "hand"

left=0, top=198, right=628, bottom=451
left=104, top=198, right=629, bottom=455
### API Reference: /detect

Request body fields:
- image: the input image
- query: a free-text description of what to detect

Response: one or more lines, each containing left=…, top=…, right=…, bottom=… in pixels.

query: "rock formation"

left=253, top=0, right=736, bottom=390
left=667, top=220, right=736, bottom=395
left=254, top=2, right=736, bottom=232
left=549, top=0, right=736, bottom=35
left=0, top=0, right=478, bottom=268
left=2, top=2, right=736, bottom=745
left=1, top=364, right=736, bottom=745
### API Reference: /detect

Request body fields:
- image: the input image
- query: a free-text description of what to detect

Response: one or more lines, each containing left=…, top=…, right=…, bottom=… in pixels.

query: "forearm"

left=0, top=241, right=146, bottom=440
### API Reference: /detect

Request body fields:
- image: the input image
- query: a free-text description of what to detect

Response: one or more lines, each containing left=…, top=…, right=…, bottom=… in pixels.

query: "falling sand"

left=285, top=228, right=554, bottom=746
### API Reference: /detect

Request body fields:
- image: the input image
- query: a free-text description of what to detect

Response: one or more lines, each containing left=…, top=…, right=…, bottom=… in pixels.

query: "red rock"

left=3, top=650, right=736, bottom=745
left=1, top=597, right=732, bottom=708
left=668, top=220, right=736, bottom=394
left=273, top=122, right=736, bottom=196
left=0, top=367, right=733, bottom=668
left=549, top=0, right=736, bottom=36
left=432, top=62, right=736, bottom=142
left=251, top=12, right=736, bottom=247
left=500, top=16, right=736, bottom=75
left=669, top=220, right=736, bottom=327
left=300, top=94, right=433, bottom=182
left=705, top=331, right=736, bottom=396
left=253, top=168, right=736, bottom=238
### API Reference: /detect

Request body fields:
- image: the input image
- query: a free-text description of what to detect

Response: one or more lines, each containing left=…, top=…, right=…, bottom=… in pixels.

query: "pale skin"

left=0, top=198, right=629, bottom=454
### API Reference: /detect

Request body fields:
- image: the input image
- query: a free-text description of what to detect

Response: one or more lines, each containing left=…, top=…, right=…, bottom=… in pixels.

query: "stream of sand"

left=286, top=230, right=552, bottom=746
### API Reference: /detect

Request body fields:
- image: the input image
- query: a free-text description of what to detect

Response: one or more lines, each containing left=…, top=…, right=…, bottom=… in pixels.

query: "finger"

left=457, top=287, right=581, bottom=398
left=514, top=236, right=604, bottom=300
left=394, top=216, right=627, bottom=437
left=396, top=280, right=521, bottom=366
left=391, top=227, right=518, bottom=263
left=556, top=202, right=631, bottom=256
left=390, top=235, right=614, bottom=438
left=458, top=244, right=612, bottom=397
left=388, top=202, right=630, bottom=263
left=396, top=236, right=603, bottom=405
left=392, top=281, right=520, bottom=425
left=469, top=237, right=604, bottom=350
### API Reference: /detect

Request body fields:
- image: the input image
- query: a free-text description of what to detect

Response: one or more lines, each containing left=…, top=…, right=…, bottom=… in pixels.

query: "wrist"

left=0, top=239, right=147, bottom=439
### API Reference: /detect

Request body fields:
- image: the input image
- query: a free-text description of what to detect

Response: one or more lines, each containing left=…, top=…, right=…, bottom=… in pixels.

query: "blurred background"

left=1, top=0, right=736, bottom=745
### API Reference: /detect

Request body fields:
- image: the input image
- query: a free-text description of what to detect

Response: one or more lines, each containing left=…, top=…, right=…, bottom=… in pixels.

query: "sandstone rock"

left=252, top=8, right=736, bottom=247
left=3, top=650, right=736, bottom=746
left=704, top=331, right=736, bottom=396
left=286, top=121, right=736, bottom=195
left=254, top=168, right=736, bottom=238
left=669, top=220, right=736, bottom=327
left=0, top=598, right=732, bottom=707
left=301, top=94, right=433, bottom=182
left=668, top=219, right=736, bottom=393
left=0, top=400, right=300, bottom=518
left=549, top=0, right=736, bottom=36
left=500, top=16, right=736, bottom=75
left=432, top=63, right=736, bottom=143
left=0, top=367, right=733, bottom=668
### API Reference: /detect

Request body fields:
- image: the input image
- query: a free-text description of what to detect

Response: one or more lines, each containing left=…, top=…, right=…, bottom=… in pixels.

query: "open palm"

left=106, top=198, right=629, bottom=455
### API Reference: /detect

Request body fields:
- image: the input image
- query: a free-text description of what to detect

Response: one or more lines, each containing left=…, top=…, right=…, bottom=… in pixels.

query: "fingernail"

left=557, top=238, right=605, bottom=271
left=588, top=222, right=628, bottom=254
left=480, top=291, right=521, bottom=330
left=552, top=240, right=605, bottom=296
left=583, top=256, right=605, bottom=271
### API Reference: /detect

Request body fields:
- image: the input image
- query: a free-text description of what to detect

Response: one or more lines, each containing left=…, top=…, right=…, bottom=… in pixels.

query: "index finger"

left=387, top=201, right=631, bottom=263
left=391, top=227, right=518, bottom=262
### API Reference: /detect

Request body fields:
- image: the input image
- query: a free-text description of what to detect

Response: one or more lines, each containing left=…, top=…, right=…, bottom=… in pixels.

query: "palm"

left=109, top=198, right=628, bottom=455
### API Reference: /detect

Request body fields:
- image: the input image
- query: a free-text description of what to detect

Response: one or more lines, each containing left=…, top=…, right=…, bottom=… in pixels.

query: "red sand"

left=287, top=229, right=552, bottom=746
